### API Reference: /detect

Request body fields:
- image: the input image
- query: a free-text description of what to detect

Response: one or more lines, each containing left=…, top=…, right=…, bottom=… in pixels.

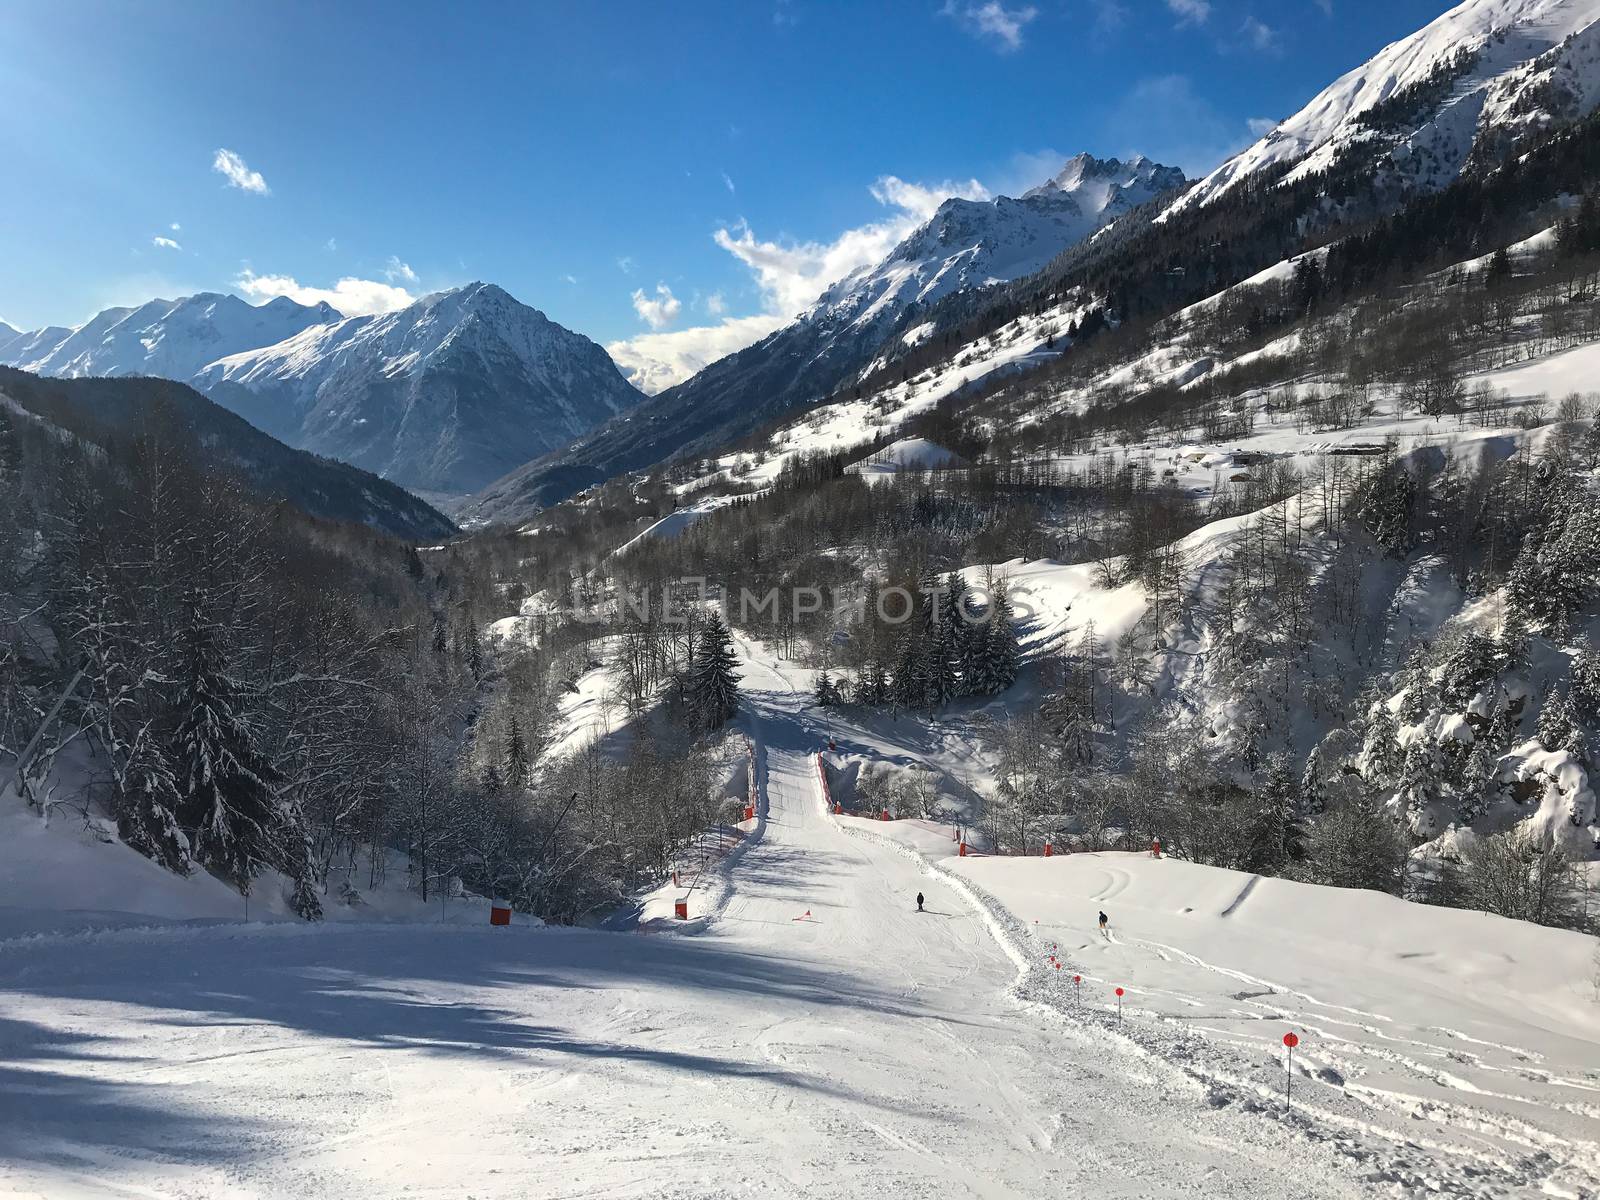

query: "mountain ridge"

left=462, top=153, right=1190, bottom=523
left=3, top=283, right=645, bottom=498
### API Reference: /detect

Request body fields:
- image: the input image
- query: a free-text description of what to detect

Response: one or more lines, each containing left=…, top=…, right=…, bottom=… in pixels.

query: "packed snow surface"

left=2, top=638, right=1596, bottom=1197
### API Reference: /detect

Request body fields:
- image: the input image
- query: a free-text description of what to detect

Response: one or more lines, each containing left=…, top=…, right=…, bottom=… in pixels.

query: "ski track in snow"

left=0, top=635, right=1595, bottom=1197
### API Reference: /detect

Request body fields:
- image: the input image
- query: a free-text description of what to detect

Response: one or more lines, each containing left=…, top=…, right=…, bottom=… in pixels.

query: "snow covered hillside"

left=1166, top=0, right=1600, bottom=216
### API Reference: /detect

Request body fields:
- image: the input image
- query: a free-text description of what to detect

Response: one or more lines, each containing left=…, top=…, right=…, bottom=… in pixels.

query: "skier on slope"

left=1098, top=910, right=1109, bottom=936
left=917, top=892, right=925, bottom=912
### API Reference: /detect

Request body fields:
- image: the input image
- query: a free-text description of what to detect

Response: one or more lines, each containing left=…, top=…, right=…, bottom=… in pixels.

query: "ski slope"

left=2, top=639, right=1594, bottom=1197
left=1, top=643, right=1370, bottom=1200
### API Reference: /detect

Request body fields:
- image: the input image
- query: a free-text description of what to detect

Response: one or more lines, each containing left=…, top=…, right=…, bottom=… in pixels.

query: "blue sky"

left=1, top=0, right=1451, bottom=387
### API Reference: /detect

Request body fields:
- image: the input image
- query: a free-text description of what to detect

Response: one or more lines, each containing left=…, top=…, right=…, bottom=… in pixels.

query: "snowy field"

left=2, top=636, right=1597, bottom=1198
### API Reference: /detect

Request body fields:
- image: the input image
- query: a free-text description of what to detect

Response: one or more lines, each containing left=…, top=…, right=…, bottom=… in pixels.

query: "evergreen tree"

left=504, top=714, right=530, bottom=787
left=405, top=545, right=427, bottom=581
left=1299, top=746, right=1328, bottom=817
left=1458, top=740, right=1497, bottom=823
left=968, top=577, right=1020, bottom=696
left=1485, top=689, right=1519, bottom=753
left=1536, top=687, right=1578, bottom=752
left=116, top=723, right=192, bottom=875
left=1506, top=489, right=1600, bottom=628
left=1361, top=697, right=1401, bottom=784
left=814, top=669, right=837, bottom=707
left=1395, top=738, right=1437, bottom=832
left=1396, top=651, right=1431, bottom=723
left=925, top=624, right=960, bottom=708
left=862, top=660, right=890, bottom=706
left=1483, top=246, right=1512, bottom=290
left=1569, top=640, right=1600, bottom=726
left=687, top=612, right=740, bottom=730
left=1357, top=459, right=1417, bottom=557
left=891, top=634, right=927, bottom=710
left=1249, top=752, right=1301, bottom=872
left=170, top=612, right=287, bottom=895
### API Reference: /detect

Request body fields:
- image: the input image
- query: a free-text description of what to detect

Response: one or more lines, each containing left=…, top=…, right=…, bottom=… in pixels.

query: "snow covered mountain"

left=1167, top=0, right=1600, bottom=216
left=810, top=154, right=1185, bottom=333
left=197, top=283, right=643, bottom=496
left=0, top=292, right=342, bottom=381
left=467, top=155, right=1186, bottom=521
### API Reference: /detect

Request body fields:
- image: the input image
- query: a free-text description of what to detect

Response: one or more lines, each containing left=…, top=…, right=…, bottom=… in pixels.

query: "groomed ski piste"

left=2, top=630, right=1597, bottom=1199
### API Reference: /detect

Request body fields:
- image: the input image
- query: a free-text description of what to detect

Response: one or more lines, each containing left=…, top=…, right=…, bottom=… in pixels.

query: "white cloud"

left=169, top=222, right=181, bottom=232
left=324, top=237, right=338, bottom=252
left=1248, top=116, right=1279, bottom=138
left=616, top=255, right=636, bottom=274
left=1166, top=0, right=1209, bottom=22
left=612, top=172, right=988, bottom=392
left=608, top=314, right=787, bottom=394
left=234, top=270, right=414, bottom=317
left=712, top=173, right=987, bottom=318
left=631, top=283, right=682, bottom=330
left=151, top=236, right=182, bottom=251
left=942, top=1, right=1037, bottom=52
left=563, top=273, right=579, bottom=285
left=722, top=171, right=737, bottom=195
left=1240, top=15, right=1279, bottom=53
left=384, top=255, right=418, bottom=283
left=1090, top=0, right=1128, bottom=32
left=212, top=148, right=269, bottom=194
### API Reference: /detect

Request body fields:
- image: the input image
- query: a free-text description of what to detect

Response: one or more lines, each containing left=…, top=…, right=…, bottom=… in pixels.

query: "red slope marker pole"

left=1073, top=974, right=1081, bottom=1007
left=1115, top=986, right=1124, bottom=1022
left=1283, top=1031, right=1299, bottom=1110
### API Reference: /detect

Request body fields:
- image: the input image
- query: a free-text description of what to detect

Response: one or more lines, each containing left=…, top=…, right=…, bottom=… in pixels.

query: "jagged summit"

left=1024, top=152, right=1188, bottom=202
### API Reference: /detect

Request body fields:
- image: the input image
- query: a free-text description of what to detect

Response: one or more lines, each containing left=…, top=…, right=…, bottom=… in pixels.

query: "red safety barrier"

left=958, top=842, right=968, bottom=857
left=489, top=904, right=511, bottom=926
left=815, top=754, right=833, bottom=812
left=1043, top=841, right=1053, bottom=857
left=880, top=808, right=890, bottom=821
left=743, top=804, right=755, bottom=822
left=674, top=898, right=689, bottom=920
